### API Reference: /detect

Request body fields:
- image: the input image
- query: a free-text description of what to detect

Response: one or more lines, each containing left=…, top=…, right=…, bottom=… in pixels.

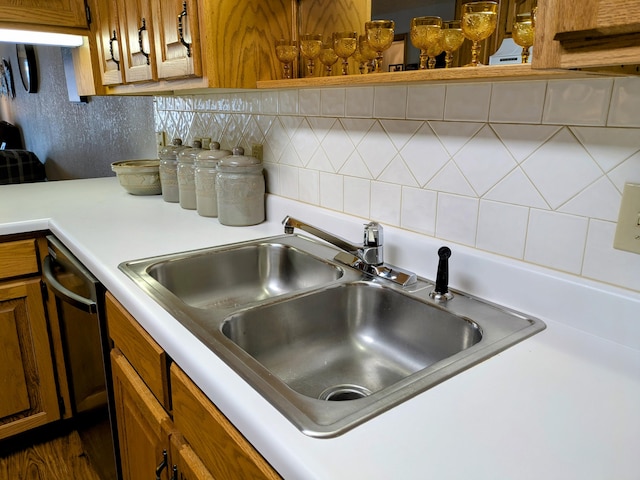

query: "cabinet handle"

left=171, top=465, right=178, bottom=480
left=43, top=255, right=97, bottom=313
left=109, top=30, right=120, bottom=70
left=138, top=17, right=151, bottom=65
left=177, top=1, right=192, bottom=57
left=155, top=449, right=168, bottom=480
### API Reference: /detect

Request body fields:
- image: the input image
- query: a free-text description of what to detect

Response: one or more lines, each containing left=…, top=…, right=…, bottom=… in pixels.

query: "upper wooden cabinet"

left=92, top=0, right=124, bottom=86
left=533, top=0, right=640, bottom=69
left=0, top=0, right=88, bottom=32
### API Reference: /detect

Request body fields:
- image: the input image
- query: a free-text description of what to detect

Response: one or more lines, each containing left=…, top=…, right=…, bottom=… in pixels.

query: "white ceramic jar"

left=216, top=147, right=265, bottom=226
left=159, top=138, right=189, bottom=203
left=176, top=140, right=203, bottom=210
left=194, top=142, right=231, bottom=217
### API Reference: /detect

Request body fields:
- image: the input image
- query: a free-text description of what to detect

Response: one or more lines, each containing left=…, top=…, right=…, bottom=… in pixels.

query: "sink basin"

left=140, top=239, right=344, bottom=309
left=119, top=234, right=546, bottom=437
left=222, top=282, right=482, bottom=400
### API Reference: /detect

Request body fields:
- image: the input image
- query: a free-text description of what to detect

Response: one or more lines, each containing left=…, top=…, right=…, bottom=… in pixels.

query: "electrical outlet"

left=613, top=182, right=640, bottom=254
left=155, top=131, right=166, bottom=151
left=251, top=144, right=263, bottom=161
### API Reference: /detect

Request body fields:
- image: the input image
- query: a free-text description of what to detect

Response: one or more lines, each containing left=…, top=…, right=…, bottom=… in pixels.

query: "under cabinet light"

left=0, top=29, right=84, bottom=47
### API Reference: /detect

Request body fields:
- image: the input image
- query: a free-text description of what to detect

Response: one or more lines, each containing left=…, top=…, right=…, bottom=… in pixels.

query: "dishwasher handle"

left=43, top=255, right=98, bottom=314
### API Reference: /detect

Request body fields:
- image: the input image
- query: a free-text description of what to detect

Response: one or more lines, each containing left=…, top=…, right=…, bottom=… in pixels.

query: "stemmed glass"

left=318, top=41, right=339, bottom=76
left=300, top=33, right=323, bottom=76
left=461, top=1, right=498, bottom=67
left=333, top=31, right=358, bottom=75
left=358, top=34, right=378, bottom=73
left=365, top=20, right=395, bottom=73
left=274, top=39, right=298, bottom=79
left=442, top=20, right=465, bottom=68
left=410, top=16, right=443, bottom=70
left=512, top=12, right=534, bottom=63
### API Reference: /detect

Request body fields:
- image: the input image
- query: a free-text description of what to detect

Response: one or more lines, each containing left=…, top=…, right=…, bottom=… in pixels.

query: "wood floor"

left=0, top=430, right=102, bottom=480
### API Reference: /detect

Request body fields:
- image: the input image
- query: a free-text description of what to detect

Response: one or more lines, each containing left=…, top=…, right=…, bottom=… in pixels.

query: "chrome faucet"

left=282, top=215, right=416, bottom=286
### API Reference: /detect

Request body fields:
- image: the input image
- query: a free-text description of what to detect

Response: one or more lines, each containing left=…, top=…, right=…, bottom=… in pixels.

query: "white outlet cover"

left=613, top=182, right=640, bottom=254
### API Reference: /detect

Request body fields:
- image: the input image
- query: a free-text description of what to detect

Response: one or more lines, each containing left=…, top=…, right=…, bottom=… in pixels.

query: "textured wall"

left=0, top=44, right=156, bottom=180
left=155, top=76, right=640, bottom=294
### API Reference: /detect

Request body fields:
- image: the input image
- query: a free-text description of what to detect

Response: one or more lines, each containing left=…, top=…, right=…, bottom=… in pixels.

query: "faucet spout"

left=282, top=216, right=361, bottom=256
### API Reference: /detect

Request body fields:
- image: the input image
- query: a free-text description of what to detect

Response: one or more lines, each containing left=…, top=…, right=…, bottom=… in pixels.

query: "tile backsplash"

left=155, top=76, right=640, bottom=294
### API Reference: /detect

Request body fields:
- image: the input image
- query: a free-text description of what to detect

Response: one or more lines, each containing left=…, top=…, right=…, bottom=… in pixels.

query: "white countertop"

left=2, top=177, right=639, bottom=480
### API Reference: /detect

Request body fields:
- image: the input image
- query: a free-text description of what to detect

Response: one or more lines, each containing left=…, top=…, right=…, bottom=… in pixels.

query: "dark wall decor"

left=16, top=44, right=38, bottom=93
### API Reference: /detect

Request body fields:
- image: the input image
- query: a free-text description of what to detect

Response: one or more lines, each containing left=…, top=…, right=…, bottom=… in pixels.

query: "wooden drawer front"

left=171, top=364, right=281, bottom=480
left=106, top=292, right=170, bottom=410
left=0, top=239, right=39, bottom=280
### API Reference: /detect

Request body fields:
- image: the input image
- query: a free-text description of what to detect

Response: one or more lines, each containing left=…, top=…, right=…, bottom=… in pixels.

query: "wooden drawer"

left=170, top=364, right=281, bottom=480
left=106, top=292, right=171, bottom=410
left=0, top=239, right=39, bottom=280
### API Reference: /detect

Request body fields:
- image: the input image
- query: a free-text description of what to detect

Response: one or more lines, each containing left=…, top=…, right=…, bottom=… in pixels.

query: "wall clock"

left=16, top=44, right=38, bottom=93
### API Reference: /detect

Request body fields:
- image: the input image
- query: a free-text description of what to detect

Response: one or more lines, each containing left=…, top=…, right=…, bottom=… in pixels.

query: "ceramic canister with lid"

left=194, top=141, right=231, bottom=217
left=177, top=140, right=204, bottom=210
left=216, top=147, right=265, bottom=226
left=159, top=138, right=190, bottom=203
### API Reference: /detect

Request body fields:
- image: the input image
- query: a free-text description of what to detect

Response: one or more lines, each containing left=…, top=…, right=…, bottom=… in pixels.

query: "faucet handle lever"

left=363, top=222, right=383, bottom=246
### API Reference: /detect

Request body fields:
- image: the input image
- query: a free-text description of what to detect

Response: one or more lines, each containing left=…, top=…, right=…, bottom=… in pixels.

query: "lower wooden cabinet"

left=106, top=293, right=280, bottom=480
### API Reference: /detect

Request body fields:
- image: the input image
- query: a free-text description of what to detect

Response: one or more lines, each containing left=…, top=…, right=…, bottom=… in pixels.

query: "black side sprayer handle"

left=435, top=246, right=451, bottom=295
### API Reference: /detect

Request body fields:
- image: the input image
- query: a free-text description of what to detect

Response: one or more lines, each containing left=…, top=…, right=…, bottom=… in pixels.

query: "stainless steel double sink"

left=120, top=234, right=545, bottom=437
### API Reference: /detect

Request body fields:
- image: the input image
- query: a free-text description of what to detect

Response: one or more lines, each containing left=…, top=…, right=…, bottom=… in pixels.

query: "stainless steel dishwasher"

left=43, top=235, right=119, bottom=480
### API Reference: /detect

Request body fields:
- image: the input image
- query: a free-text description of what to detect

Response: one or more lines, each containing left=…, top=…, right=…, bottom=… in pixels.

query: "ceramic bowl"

left=111, top=159, right=162, bottom=195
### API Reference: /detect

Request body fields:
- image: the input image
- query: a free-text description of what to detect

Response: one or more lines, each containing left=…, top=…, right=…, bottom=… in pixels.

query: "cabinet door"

left=170, top=433, right=215, bottom=480
left=0, top=0, right=88, bottom=30
left=111, top=348, right=176, bottom=480
left=91, top=0, right=125, bottom=85
left=0, top=279, right=60, bottom=439
left=171, top=364, right=281, bottom=480
left=117, top=0, right=157, bottom=82
left=151, top=0, right=202, bottom=79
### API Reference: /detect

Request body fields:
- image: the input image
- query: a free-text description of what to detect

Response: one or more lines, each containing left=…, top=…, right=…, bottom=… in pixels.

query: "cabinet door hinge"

left=58, top=395, right=66, bottom=416
left=40, top=280, right=49, bottom=301
left=85, top=1, right=92, bottom=26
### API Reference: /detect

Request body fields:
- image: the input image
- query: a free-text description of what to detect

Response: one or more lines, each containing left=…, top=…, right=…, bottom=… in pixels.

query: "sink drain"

left=319, top=384, right=372, bottom=401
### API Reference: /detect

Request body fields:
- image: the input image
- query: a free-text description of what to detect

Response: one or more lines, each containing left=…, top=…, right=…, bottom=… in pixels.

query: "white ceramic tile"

left=343, top=176, right=370, bottom=218
left=321, top=121, right=355, bottom=172
left=571, top=126, right=640, bottom=172
left=279, top=164, right=300, bottom=200
left=542, top=78, right=613, bottom=126
left=341, top=118, right=376, bottom=146
left=476, top=200, right=529, bottom=259
left=278, top=90, right=298, bottom=115
left=241, top=116, right=264, bottom=149
left=582, top=219, right=640, bottom=291
left=254, top=114, right=276, bottom=138
left=559, top=176, right=621, bottom=222
left=356, top=122, right=398, bottom=178
left=373, top=86, right=408, bottom=119
left=378, top=155, right=419, bottom=186
left=380, top=120, right=422, bottom=150
left=307, top=147, right=335, bottom=173
left=406, top=84, right=446, bottom=120
left=491, top=124, right=560, bottom=163
left=370, top=181, right=401, bottom=226
left=429, top=121, right=484, bottom=156
left=299, top=89, right=321, bottom=116
left=263, top=162, right=280, bottom=195
left=521, top=127, right=602, bottom=209
left=401, top=187, right=437, bottom=235
left=279, top=116, right=303, bottom=139
left=435, top=193, right=479, bottom=246
left=279, top=143, right=303, bottom=167
left=245, top=92, right=261, bottom=113
left=230, top=93, right=247, bottom=112
left=399, top=123, right=451, bottom=186
left=453, top=125, right=517, bottom=196
left=489, top=81, right=546, bottom=124
left=484, top=168, right=548, bottom=209
left=319, top=172, right=343, bottom=211
left=345, top=87, right=375, bottom=117
left=263, top=118, right=289, bottom=162
left=290, top=118, right=320, bottom=166
left=608, top=76, right=640, bottom=127
left=260, top=91, right=278, bottom=114
left=427, top=161, right=476, bottom=197
left=298, top=168, right=320, bottom=205
left=339, top=151, right=372, bottom=178
left=607, top=150, right=640, bottom=192
left=444, top=83, right=492, bottom=122
left=307, top=117, right=336, bottom=143
left=524, top=209, right=588, bottom=274
left=321, top=88, right=346, bottom=117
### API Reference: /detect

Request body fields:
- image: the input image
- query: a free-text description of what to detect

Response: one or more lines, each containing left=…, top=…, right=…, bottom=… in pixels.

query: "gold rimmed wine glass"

left=275, top=39, right=298, bottom=79
left=365, top=20, right=395, bottom=73
left=358, top=34, right=378, bottom=73
left=300, top=33, right=323, bottom=76
left=333, top=31, right=358, bottom=75
left=318, top=41, right=339, bottom=76
left=410, top=16, right=443, bottom=70
left=442, top=20, right=465, bottom=68
left=461, top=1, right=498, bottom=67
left=512, top=12, right=534, bottom=63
